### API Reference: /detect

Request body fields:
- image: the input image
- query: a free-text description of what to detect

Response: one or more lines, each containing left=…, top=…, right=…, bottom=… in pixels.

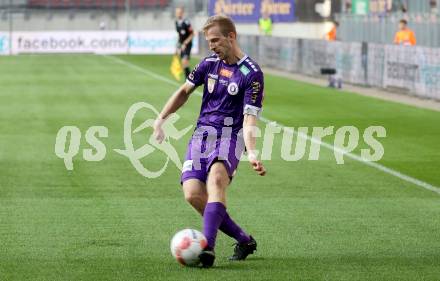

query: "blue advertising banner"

left=208, top=0, right=295, bottom=23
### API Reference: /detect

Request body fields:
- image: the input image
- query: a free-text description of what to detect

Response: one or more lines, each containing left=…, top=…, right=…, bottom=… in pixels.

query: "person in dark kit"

left=175, top=7, right=194, bottom=78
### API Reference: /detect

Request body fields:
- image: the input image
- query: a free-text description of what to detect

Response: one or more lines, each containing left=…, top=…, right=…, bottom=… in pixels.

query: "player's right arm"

left=153, top=82, right=196, bottom=143
left=153, top=59, right=207, bottom=143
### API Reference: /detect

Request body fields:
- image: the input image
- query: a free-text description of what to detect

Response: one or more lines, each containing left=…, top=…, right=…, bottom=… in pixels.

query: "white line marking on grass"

left=102, top=54, right=440, bottom=196
left=260, top=117, right=440, bottom=196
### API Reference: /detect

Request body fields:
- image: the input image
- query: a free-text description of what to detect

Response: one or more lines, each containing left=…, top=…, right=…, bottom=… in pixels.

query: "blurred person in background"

left=99, top=21, right=106, bottom=30
left=175, top=7, right=194, bottom=78
left=326, top=21, right=339, bottom=41
left=343, top=0, right=352, bottom=13
left=325, top=21, right=341, bottom=88
left=392, top=0, right=408, bottom=13
left=258, top=11, right=273, bottom=36
left=430, top=0, right=438, bottom=13
left=394, top=19, right=416, bottom=46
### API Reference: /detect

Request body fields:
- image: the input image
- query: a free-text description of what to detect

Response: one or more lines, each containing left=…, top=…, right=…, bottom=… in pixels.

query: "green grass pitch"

left=0, top=54, right=439, bottom=281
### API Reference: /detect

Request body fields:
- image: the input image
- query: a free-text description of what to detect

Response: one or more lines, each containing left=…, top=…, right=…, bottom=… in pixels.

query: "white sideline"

left=102, top=54, right=440, bottom=196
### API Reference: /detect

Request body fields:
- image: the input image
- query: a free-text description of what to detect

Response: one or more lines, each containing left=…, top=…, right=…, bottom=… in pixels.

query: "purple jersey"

left=186, top=54, right=264, bottom=135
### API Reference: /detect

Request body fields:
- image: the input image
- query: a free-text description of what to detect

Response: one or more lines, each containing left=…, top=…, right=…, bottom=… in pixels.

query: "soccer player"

left=394, top=19, right=416, bottom=46
left=175, top=7, right=194, bottom=78
left=154, top=15, right=266, bottom=267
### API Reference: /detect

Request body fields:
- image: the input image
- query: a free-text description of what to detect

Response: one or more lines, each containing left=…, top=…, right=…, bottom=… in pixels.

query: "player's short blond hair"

left=202, top=15, right=237, bottom=37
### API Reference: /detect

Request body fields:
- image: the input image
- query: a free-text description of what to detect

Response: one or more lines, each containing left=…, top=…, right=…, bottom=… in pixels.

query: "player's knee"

left=209, top=163, right=229, bottom=186
left=209, top=174, right=222, bottom=188
left=208, top=170, right=228, bottom=189
left=184, top=191, right=204, bottom=206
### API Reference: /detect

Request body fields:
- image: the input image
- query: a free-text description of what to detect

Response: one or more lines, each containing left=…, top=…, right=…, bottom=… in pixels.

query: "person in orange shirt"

left=394, top=19, right=416, bottom=46
left=326, top=21, right=339, bottom=41
left=325, top=21, right=341, bottom=88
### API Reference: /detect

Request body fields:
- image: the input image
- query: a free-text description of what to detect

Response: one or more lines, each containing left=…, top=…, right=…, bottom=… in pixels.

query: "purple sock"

left=203, top=202, right=227, bottom=250
left=219, top=213, right=251, bottom=244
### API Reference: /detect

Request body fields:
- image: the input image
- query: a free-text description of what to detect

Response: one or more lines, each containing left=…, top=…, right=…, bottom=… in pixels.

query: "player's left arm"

left=243, top=114, right=266, bottom=176
left=243, top=71, right=266, bottom=176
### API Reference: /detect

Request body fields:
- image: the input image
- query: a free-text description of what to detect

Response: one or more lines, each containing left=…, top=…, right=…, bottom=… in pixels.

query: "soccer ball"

left=170, top=229, right=207, bottom=266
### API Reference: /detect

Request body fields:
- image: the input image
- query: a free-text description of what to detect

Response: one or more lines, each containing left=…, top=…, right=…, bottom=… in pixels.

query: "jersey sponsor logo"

left=220, top=68, right=233, bottom=78
left=208, top=73, right=218, bottom=79
left=219, top=79, right=229, bottom=86
left=251, top=81, right=261, bottom=103
left=240, top=65, right=250, bottom=76
left=227, top=82, right=239, bottom=95
left=207, top=77, right=216, bottom=93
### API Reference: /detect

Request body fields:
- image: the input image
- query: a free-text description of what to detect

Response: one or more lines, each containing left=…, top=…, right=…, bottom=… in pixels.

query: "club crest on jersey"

left=227, top=82, right=239, bottom=95
left=207, top=77, right=216, bottom=93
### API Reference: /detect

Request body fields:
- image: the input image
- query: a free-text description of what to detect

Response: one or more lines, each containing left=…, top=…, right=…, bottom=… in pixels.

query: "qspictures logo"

left=54, top=102, right=387, bottom=179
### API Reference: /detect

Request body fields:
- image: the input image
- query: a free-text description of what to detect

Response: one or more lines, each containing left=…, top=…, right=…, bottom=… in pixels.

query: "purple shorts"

left=181, top=134, right=244, bottom=184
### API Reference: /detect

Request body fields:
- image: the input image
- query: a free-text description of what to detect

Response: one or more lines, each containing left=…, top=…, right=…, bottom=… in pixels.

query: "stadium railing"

left=198, top=32, right=440, bottom=101
left=336, top=12, right=440, bottom=48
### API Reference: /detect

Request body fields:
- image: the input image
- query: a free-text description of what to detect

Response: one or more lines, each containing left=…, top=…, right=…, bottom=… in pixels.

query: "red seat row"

left=28, top=0, right=169, bottom=8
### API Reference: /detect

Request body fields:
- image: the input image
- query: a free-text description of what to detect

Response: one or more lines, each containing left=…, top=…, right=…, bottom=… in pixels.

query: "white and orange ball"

left=170, top=229, right=207, bottom=266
